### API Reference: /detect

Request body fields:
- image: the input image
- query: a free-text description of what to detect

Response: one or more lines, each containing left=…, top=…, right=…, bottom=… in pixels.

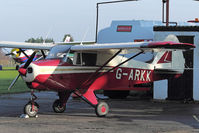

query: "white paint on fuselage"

left=22, top=63, right=113, bottom=83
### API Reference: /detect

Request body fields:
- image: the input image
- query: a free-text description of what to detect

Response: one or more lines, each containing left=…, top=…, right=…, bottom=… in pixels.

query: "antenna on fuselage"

left=43, top=26, right=53, bottom=44
left=80, top=28, right=89, bottom=45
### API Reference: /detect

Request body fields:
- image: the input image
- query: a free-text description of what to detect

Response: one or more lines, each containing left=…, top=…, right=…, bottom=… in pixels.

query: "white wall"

left=193, top=33, right=199, bottom=100
left=154, top=31, right=199, bottom=101
left=97, top=20, right=158, bottom=43
left=153, top=80, right=168, bottom=100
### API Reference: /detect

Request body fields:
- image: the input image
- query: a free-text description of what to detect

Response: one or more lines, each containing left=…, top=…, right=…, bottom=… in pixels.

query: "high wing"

left=56, top=41, right=95, bottom=45
left=0, top=41, right=195, bottom=51
left=70, top=41, right=195, bottom=51
left=0, top=41, right=94, bottom=50
left=0, top=41, right=55, bottom=50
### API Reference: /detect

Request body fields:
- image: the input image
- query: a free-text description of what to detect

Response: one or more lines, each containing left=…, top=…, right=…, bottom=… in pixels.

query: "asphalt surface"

left=0, top=92, right=199, bottom=133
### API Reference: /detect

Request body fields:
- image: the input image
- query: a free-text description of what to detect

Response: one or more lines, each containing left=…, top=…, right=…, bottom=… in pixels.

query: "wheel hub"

left=101, top=106, right=106, bottom=113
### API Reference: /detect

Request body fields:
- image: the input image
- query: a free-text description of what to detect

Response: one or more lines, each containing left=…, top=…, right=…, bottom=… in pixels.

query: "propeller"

left=5, top=53, right=15, bottom=56
left=8, top=51, right=37, bottom=90
left=8, top=74, right=20, bottom=91
left=23, top=51, right=36, bottom=69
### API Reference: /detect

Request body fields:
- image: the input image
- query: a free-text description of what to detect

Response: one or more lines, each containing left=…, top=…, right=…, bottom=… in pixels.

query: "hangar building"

left=97, top=20, right=199, bottom=101
left=153, top=26, right=199, bottom=101
left=97, top=20, right=161, bottom=43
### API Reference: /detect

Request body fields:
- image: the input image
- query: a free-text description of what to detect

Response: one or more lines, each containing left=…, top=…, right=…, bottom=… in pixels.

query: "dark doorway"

left=76, top=53, right=97, bottom=66
left=168, top=36, right=194, bottom=100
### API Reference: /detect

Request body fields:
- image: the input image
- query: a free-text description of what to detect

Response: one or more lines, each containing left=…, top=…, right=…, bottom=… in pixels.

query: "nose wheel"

left=95, top=102, right=109, bottom=117
left=24, top=90, right=39, bottom=117
left=24, top=101, right=39, bottom=117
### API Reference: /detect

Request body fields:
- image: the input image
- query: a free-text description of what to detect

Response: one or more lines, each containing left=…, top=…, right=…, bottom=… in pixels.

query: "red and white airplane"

left=0, top=35, right=195, bottom=117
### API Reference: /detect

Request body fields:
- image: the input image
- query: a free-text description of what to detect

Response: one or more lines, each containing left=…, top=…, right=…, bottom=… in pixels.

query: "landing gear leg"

left=52, top=91, right=71, bottom=113
left=24, top=89, right=39, bottom=117
left=74, top=89, right=109, bottom=117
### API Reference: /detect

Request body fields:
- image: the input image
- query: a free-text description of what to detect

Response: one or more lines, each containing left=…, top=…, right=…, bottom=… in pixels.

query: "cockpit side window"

left=76, top=53, right=81, bottom=65
left=75, top=52, right=97, bottom=66
left=61, top=52, right=74, bottom=64
left=82, top=53, right=97, bottom=66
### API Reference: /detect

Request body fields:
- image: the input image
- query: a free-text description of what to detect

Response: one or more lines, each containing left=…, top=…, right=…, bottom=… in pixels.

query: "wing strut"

left=19, top=48, right=29, bottom=58
left=41, top=50, right=46, bottom=59
left=81, top=49, right=122, bottom=88
left=92, top=49, right=122, bottom=76
left=101, top=50, right=144, bottom=75
left=81, top=50, right=144, bottom=88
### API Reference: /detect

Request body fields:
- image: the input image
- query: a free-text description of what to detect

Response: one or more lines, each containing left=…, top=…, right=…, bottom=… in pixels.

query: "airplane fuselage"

left=21, top=58, right=168, bottom=92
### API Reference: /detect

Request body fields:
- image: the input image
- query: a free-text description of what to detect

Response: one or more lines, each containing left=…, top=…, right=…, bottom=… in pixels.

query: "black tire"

left=95, top=101, right=109, bottom=117
left=104, top=90, right=129, bottom=99
left=24, top=102, right=39, bottom=117
left=16, top=65, right=19, bottom=70
left=52, top=99, right=66, bottom=113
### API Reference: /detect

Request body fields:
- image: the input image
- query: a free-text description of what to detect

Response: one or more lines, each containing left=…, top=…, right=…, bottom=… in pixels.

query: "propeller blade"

left=8, top=74, right=20, bottom=91
left=41, top=50, right=46, bottom=59
left=5, top=53, right=14, bottom=56
left=19, top=48, right=29, bottom=58
left=24, top=51, right=36, bottom=69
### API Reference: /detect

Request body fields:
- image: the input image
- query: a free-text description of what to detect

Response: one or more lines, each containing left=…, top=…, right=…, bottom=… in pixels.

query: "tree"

left=0, top=48, right=14, bottom=66
left=25, top=37, right=54, bottom=43
left=62, top=34, right=74, bottom=42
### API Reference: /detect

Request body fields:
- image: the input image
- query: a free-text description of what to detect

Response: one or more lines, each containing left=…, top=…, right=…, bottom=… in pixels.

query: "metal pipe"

left=162, top=0, right=165, bottom=24
left=95, top=4, right=99, bottom=43
left=97, top=0, right=138, bottom=5
left=166, top=0, right=169, bottom=26
left=95, top=0, right=138, bottom=43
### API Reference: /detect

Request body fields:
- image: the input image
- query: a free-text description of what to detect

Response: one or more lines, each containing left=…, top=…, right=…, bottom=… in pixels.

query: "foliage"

left=0, top=48, right=13, bottom=67
left=62, top=34, right=74, bottom=42
left=25, top=37, right=54, bottom=43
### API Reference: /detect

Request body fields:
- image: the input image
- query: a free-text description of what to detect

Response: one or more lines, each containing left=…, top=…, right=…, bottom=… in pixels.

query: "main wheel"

left=52, top=99, right=66, bottom=113
left=95, top=101, right=109, bottom=117
left=24, top=102, right=39, bottom=117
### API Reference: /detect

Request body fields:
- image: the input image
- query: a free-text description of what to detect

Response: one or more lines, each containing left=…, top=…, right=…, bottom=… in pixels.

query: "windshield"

left=46, top=45, right=72, bottom=59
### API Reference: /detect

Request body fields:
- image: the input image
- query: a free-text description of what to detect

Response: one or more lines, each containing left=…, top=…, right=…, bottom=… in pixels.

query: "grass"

left=2, top=67, right=15, bottom=70
left=0, top=69, right=29, bottom=94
